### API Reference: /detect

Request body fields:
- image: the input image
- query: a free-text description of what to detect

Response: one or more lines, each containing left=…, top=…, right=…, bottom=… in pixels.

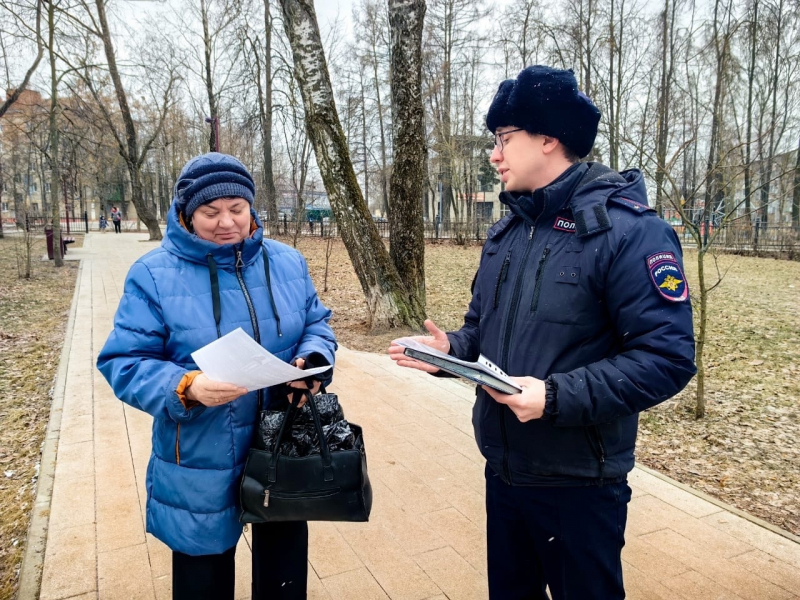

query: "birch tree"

left=277, top=0, right=425, bottom=328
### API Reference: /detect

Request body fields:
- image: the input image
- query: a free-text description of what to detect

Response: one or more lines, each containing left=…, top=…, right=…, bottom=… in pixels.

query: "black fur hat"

left=486, top=65, right=601, bottom=158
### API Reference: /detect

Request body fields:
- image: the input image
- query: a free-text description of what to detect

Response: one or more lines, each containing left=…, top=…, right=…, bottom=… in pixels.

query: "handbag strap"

left=306, top=390, right=334, bottom=482
left=267, top=390, right=334, bottom=484
left=266, top=394, right=300, bottom=476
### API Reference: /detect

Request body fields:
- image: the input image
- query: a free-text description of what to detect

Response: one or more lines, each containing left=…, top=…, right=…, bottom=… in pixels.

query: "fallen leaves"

left=0, top=235, right=80, bottom=598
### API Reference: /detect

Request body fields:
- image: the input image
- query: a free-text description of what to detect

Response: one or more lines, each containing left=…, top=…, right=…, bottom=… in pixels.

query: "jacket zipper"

left=493, top=251, right=512, bottom=309
left=235, top=246, right=263, bottom=410
left=235, top=247, right=261, bottom=344
left=175, top=423, right=181, bottom=465
left=529, top=247, right=551, bottom=313
left=498, top=223, right=536, bottom=482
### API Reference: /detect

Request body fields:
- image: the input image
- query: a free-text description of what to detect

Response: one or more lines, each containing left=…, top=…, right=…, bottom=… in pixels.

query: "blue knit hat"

left=173, top=152, right=256, bottom=218
left=486, top=65, right=601, bottom=158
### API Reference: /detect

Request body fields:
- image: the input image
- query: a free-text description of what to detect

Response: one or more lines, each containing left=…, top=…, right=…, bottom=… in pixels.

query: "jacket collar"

left=499, top=162, right=588, bottom=226
left=568, top=164, right=640, bottom=237
left=161, top=204, right=264, bottom=268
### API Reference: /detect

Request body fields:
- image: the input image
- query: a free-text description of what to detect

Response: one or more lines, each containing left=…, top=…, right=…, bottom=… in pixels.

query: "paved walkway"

left=20, top=233, right=800, bottom=599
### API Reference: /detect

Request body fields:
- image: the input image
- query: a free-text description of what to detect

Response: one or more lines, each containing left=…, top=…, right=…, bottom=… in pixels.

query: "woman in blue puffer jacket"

left=97, top=153, right=337, bottom=600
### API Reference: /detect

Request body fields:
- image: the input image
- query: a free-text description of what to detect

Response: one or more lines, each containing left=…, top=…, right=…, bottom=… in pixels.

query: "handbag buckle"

left=263, top=490, right=270, bottom=507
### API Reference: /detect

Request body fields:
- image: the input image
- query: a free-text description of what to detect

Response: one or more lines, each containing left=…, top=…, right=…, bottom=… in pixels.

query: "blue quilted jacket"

left=97, top=206, right=337, bottom=555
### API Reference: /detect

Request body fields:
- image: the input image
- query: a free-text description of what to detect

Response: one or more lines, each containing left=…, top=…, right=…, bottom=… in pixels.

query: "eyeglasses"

left=494, top=128, right=525, bottom=151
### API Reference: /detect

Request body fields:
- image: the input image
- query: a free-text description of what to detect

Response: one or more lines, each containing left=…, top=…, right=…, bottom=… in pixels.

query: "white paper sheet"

left=191, top=328, right=330, bottom=391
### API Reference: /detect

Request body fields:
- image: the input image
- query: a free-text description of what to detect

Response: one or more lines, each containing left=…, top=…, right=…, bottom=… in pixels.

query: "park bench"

left=44, top=227, right=75, bottom=259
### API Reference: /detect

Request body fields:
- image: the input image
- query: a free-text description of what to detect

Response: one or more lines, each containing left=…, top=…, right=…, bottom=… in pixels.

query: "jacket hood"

left=161, top=203, right=264, bottom=268
left=499, top=163, right=647, bottom=227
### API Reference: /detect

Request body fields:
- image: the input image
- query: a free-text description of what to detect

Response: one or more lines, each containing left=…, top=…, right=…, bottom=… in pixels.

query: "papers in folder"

left=392, top=337, right=522, bottom=394
left=191, top=328, right=330, bottom=391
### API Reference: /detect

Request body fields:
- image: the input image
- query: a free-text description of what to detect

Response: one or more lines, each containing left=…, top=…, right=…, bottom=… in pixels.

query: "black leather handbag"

left=239, top=390, right=372, bottom=523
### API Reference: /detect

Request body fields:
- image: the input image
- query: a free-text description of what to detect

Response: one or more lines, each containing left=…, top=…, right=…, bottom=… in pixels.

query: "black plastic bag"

left=257, top=393, right=355, bottom=456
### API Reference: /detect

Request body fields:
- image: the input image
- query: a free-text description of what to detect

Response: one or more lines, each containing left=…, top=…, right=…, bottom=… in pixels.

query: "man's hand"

left=482, top=377, right=546, bottom=423
left=186, top=373, right=248, bottom=407
left=286, top=357, right=322, bottom=408
left=388, top=319, right=451, bottom=373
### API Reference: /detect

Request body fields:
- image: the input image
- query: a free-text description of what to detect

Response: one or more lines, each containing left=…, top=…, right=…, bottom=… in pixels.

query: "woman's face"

left=191, top=197, right=251, bottom=245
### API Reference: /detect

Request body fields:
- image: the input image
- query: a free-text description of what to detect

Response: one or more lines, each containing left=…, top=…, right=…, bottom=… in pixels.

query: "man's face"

left=490, top=127, right=547, bottom=192
left=191, top=197, right=251, bottom=245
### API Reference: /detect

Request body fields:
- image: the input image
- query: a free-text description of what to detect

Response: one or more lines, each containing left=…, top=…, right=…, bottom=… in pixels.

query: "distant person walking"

left=99, top=215, right=108, bottom=232
left=110, top=206, right=122, bottom=233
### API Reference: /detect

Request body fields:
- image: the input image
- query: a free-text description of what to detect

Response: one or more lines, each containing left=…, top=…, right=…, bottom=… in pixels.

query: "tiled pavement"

left=19, top=233, right=800, bottom=599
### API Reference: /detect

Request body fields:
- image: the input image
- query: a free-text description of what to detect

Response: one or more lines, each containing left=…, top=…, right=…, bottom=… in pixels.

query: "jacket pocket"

left=532, top=264, right=595, bottom=325
left=493, top=251, right=512, bottom=309
left=585, top=426, right=606, bottom=475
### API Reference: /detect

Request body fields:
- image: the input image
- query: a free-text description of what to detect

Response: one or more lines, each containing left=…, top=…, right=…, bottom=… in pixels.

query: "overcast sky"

left=112, top=0, right=356, bottom=40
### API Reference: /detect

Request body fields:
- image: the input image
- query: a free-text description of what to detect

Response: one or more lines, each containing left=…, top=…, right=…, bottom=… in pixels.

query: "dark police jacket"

left=447, top=162, right=696, bottom=485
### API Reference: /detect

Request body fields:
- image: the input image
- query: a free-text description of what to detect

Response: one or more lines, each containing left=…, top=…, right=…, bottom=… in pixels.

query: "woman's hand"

left=286, top=357, right=322, bottom=408
left=388, top=319, right=451, bottom=374
left=185, top=373, right=248, bottom=407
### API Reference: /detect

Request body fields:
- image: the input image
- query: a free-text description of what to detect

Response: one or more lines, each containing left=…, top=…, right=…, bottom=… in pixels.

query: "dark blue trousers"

left=486, top=466, right=631, bottom=600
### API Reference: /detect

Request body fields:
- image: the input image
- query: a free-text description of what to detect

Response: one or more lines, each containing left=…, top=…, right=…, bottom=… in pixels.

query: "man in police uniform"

left=389, top=65, right=696, bottom=599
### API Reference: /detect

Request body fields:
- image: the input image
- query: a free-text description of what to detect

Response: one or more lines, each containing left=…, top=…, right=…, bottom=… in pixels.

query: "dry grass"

left=291, top=234, right=800, bottom=536
left=0, top=234, right=80, bottom=599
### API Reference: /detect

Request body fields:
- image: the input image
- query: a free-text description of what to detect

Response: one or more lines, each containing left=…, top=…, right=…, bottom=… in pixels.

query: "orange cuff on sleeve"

left=177, top=370, right=203, bottom=410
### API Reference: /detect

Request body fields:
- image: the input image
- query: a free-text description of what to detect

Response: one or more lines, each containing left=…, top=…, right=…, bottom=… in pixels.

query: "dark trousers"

left=485, top=466, right=631, bottom=600
left=172, top=520, right=308, bottom=600
left=113, top=220, right=121, bottom=233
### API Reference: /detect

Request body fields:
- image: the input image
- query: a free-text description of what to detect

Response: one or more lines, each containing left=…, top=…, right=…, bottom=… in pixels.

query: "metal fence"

left=6, top=213, right=89, bottom=234
left=5, top=213, right=798, bottom=256
left=264, top=217, right=799, bottom=253
left=261, top=218, right=496, bottom=242
left=673, top=223, right=800, bottom=255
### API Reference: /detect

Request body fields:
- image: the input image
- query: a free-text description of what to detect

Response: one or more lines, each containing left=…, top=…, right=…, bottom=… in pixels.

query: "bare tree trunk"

left=388, top=0, right=427, bottom=306
left=701, top=0, right=729, bottom=244
left=608, top=0, right=617, bottom=170
left=263, top=0, right=278, bottom=222
left=654, top=0, right=675, bottom=217
left=792, top=135, right=800, bottom=229
left=370, top=47, right=390, bottom=219
left=440, top=2, right=453, bottom=224
left=48, top=0, right=63, bottom=267
left=360, top=66, right=369, bottom=208
left=93, top=0, right=163, bottom=240
left=695, top=248, right=707, bottom=418
left=693, top=0, right=733, bottom=418
left=201, top=0, right=219, bottom=153
left=248, top=3, right=278, bottom=222
left=278, top=0, right=425, bottom=329
left=760, top=0, right=784, bottom=228
left=743, top=0, right=758, bottom=219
